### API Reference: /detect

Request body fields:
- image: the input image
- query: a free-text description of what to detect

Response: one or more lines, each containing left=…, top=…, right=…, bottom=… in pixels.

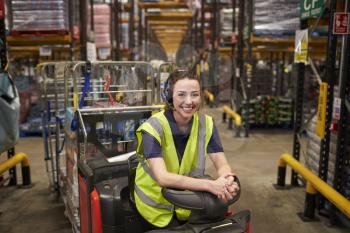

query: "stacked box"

left=243, top=96, right=293, bottom=127
left=278, top=98, right=293, bottom=125
left=94, top=4, right=111, bottom=49
left=11, top=0, right=68, bottom=32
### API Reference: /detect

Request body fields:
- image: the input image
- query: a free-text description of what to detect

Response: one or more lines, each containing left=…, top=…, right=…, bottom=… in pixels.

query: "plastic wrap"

left=11, top=0, right=69, bottom=32
left=93, top=4, right=111, bottom=50
left=253, top=0, right=299, bottom=36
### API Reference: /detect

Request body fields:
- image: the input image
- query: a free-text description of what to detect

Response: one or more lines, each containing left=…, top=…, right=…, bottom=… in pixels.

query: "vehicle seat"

left=128, top=154, right=138, bottom=206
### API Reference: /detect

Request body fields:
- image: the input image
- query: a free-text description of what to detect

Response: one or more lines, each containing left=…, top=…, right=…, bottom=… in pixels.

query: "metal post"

left=129, top=0, right=135, bottom=60
left=318, top=0, right=337, bottom=209
left=21, top=165, right=31, bottom=186
left=275, top=53, right=279, bottom=96
left=53, top=68, right=60, bottom=192
left=291, top=19, right=307, bottom=186
left=0, top=0, right=6, bottom=70
left=331, top=0, right=350, bottom=225
left=80, top=0, right=88, bottom=60
left=114, top=0, right=120, bottom=60
left=68, top=0, right=75, bottom=60
left=231, top=0, right=236, bottom=95
left=237, top=0, right=244, bottom=128
left=277, top=165, right=286, bottom=187
left=7, top=148, right=17, bottom=186
left=245, top=0, right=253, bottom=137
left=334, top=0, right=350, bottom=195
left=138, top=5, right=143, bottom=57
left=201, top=0, right=205, bottom=48
left=145, top=17, right=148, bottom=61
left=228, top=118, right=233, bottom=130
left=302, top=181, right=317, bottom=220
left=90, top=0, right=94, bottom=32
left=211, top=0, right=218, bottom=50
left=280, top=52, right=286, bottom=95
left=194, top=10, right=198, bottom=50
left=110, top=0, right=116, bottom=60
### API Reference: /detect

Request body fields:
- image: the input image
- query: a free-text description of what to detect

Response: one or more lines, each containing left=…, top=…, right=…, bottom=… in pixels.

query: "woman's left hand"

left=224, top=174, right=239, bottom=195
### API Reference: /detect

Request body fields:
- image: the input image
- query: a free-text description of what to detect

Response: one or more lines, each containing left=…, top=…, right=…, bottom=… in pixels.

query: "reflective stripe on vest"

left=189, top=113, right=206, bottom=177
left=134, top=184, right=173, bottom=211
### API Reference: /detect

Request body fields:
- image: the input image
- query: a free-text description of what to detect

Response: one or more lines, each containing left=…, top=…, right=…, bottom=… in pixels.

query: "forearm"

left=216, top=163, right=232, bottom=177
left=148, top=157, right=213, bottom=192
left=209, top=152, right=233, bottom=177
left=157, top=171, right=212, bottom=192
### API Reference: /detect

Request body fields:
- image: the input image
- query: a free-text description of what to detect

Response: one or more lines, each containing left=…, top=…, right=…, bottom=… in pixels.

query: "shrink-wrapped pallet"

left=254, top=0, right=299, bottom=36
left=11, top=0, right=69, bottom=32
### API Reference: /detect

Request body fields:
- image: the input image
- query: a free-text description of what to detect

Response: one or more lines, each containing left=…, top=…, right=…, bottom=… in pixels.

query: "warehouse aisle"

left=0, top=108, right=348, bottom=233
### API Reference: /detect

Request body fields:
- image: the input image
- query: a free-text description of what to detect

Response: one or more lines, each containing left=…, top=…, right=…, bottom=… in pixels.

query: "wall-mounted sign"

left=333, top=13, right=349, bottom=34
left=300, top=0, right=324, bottom=20
left=294, top=29, right=308, bottom=63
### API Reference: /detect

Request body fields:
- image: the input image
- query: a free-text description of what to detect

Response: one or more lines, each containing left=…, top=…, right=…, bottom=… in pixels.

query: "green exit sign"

left=300, top=0, right=324, bottom=20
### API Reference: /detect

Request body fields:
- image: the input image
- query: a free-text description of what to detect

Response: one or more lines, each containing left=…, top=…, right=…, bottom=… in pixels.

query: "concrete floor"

left=0, top=107, right=348, bottom=233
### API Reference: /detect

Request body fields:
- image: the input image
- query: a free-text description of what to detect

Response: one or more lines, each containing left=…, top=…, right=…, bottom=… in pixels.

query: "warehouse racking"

left=271, top=0, right=350, bottom=227
left=138, top=0, right=192, bottom=61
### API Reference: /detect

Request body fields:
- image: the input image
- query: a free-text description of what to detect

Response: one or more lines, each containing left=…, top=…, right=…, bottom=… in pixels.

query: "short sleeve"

left=207, top=124, right=224, bottom=153
left=141, top=131, right=162, bottom=159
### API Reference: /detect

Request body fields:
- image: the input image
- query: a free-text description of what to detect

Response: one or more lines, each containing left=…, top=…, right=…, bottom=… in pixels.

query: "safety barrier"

left=222, top=105, right=242, bottom=126
left=203, top=90, right=215, bottom=107
left=222, top=105, right=243, bottom=137
left=276, top=153, right=350, bottom=220
left=0, top=152, right=31, bottom=186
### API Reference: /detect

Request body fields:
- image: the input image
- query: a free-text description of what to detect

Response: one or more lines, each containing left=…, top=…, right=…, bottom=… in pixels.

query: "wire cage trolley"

left=61, top=61, right=162, bottom=233
left=150, top=60, right=175, bottom=104
left=38, top=61, right=81, bottom=192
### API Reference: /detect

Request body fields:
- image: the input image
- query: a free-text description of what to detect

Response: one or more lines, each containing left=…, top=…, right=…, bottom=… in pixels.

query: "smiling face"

left=172, top=78, right=201, bottom=124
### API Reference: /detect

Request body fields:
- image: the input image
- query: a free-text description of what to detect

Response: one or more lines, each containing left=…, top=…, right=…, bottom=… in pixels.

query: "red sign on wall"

left=0, top=0, right=5, bottom=20
left=333, top=13, right=349, bottom=34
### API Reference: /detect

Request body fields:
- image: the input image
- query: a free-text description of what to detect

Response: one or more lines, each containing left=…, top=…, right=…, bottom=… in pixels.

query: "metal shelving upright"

left=330, top=0, right=350, bottom=226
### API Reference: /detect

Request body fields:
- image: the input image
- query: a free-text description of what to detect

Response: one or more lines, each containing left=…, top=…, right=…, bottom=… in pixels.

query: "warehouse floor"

left=0, top=107, right=348, bottom=233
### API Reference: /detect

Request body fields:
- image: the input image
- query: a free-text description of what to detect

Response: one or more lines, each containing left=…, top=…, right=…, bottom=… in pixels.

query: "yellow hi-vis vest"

left=134, top=111, right=213, bottom=227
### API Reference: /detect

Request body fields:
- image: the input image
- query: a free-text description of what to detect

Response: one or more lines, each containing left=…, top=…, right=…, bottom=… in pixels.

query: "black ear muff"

left=164, top=73, right=174, bottom=107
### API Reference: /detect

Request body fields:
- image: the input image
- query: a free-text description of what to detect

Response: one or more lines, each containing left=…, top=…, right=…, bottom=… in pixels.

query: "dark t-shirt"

left=141, top=110, right=224, bottom=163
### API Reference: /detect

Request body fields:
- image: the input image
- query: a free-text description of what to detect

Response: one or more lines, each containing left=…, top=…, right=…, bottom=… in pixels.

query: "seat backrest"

left=128, top=154, right=139, bottom=205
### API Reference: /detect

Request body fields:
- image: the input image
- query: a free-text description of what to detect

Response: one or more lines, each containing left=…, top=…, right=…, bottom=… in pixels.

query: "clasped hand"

left=211, top=173, right=239, bottom=203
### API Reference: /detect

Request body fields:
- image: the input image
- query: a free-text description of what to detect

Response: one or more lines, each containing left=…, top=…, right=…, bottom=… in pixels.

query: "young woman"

left=134, top=69, right=239, bottom=229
